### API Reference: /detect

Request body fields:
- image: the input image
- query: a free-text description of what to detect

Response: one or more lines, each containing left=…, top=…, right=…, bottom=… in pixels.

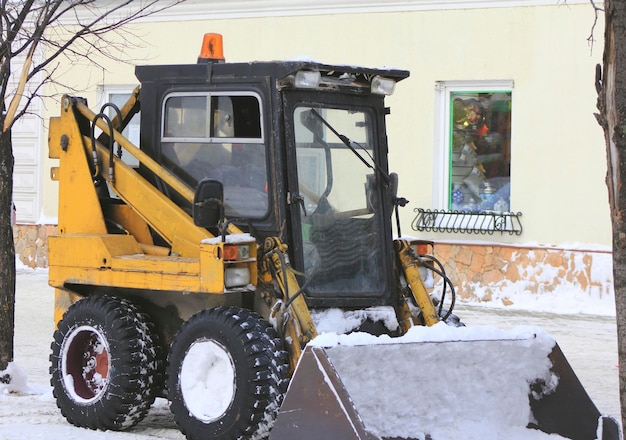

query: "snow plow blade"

left=271, top=334, right=619, bottom=440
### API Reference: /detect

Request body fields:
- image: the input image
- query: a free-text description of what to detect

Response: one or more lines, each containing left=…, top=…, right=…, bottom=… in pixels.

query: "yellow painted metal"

left=111, top=86, right=140, bottom=130
left=74, top=97, right=243, bottom=252
left=396, top=296, right=416, bottom=334
left=50, top=99, right=108, bottom=235
left=262, top=237, right=318, bottom=373
left=86, top=134, right=210, bottom=257
left=48, top=234, right=208, bottom=292
left=95, top=99, right=243, bottom=237
left=139, top=243, right=171, bottom=256
left=49, top=234, right=141, bottom=270
left=53, top=288, right=83, bottom=327
left=48, top=95, right=253, bottom=298
left=48, top=116, right=63, bottom=159
left=394, top=239, right=440, bottom=327
left=48, top=236, right=255, bottom=296
left=75, top=99, right=198, bottom=211
left=104, top=204, right=154, bottom=245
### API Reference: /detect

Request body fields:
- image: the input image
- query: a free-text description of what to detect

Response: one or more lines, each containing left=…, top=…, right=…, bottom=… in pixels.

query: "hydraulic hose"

left=99, top=103, right=123, bottom=159
left=417, top=253, right=456, bottom=321
left=90, top=113, right=114, bottom=180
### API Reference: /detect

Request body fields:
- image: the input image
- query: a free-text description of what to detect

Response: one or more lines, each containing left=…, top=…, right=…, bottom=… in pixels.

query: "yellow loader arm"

left=48, top=94, right=254, bottom=321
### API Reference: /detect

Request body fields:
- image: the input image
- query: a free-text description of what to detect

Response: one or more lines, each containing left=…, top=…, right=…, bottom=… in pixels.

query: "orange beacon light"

left=198, top=33, right=225, bottom=62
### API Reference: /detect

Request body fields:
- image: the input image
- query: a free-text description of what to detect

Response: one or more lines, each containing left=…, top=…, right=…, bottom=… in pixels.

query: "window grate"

left=411, top=208, right=522, bottom=236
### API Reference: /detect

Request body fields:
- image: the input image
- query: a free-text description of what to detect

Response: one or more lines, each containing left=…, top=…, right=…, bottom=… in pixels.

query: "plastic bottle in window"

left=462, top=198, right=477, bottom=213
left=494, top=197, right=508, bottom=213
left=480, top=182, right=494, bottom=203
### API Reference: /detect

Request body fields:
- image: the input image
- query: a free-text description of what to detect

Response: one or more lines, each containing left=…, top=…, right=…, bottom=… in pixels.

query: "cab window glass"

left=161, top=93, right=267, bottom=218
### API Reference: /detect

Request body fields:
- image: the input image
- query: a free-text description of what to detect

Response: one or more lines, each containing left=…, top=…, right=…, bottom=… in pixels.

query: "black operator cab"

left=135, top=33, right=410, bottom=308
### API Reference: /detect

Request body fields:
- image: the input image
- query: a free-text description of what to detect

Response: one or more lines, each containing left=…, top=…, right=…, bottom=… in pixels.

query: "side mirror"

left=193, top=178, right=224, bottom=228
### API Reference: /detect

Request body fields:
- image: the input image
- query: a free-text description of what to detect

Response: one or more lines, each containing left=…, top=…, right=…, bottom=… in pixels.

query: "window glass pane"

left=161, top=93, right=268, bottom=218
left=107, top=92, right=140, bottom=167
left=449, top=91, right=511, bottom=212
left=164, top=96, right=208, bottom=138
left=210, top=95, right=262, bottom=139
left=293, top=106, right=385, bottom=296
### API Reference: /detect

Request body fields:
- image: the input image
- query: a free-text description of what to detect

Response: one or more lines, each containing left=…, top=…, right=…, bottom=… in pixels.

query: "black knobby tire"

left=167, top=307, right=289, bottom=440
left=50, top=295, right=163, bottom=431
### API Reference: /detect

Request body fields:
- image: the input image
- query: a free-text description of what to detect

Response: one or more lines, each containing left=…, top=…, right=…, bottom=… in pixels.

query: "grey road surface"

left=2, top=269, right=620, bottom=439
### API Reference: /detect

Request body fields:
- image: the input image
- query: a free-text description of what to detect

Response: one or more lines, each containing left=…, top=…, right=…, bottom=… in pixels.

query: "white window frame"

left=12, top=51, right=43, bottom=224
left=97, top=85, right=141, bottom=167
left=432, top=79, right=514, bottom=210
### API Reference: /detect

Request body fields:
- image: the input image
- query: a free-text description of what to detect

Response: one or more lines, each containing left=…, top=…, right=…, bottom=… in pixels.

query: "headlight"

left=295, top=70, right=321, bottom=88
left=371, top=76, right=396, bottom=95
left=224, top=267, right=251, bottom=288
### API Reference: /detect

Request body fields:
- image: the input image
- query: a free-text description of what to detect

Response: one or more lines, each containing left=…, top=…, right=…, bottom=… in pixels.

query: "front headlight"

left=371, top=75, right=396, bottom=95
left=224, top=267, right=251, bottom=288
left=295, top=70, right=321, bottom=89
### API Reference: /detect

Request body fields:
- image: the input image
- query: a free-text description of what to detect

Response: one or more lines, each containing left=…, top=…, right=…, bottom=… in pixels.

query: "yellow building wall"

left=40, top=1, right=609, bottom=251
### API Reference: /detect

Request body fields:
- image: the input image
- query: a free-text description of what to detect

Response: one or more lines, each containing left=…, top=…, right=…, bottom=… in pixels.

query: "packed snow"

left=179, top=340, right=236, bottom=422
left=309, top=321, right=562, bottom=439
left=0, top=263, right=619, bottom=440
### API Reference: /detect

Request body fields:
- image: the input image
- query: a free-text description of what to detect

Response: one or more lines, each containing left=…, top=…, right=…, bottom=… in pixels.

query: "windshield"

left=293, top=106, right=386, bottom=298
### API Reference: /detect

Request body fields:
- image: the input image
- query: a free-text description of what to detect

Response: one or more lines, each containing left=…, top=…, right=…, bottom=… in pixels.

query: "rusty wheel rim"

left=62, top=325, right=110, bottom=403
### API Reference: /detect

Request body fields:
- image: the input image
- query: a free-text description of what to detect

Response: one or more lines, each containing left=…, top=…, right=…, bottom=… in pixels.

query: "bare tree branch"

left=0, top=0, right=189, bottom=378
left=0, top=0, right=36, bottom=59
left=0, top=0, right=186, bottom=133
left=2, top=40, right=34, bottom=132
left=587, top=0, right=605, bottom=49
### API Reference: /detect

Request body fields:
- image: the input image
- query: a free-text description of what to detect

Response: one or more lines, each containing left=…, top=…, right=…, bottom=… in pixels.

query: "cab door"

left=282, top=92, right=395, bottom=308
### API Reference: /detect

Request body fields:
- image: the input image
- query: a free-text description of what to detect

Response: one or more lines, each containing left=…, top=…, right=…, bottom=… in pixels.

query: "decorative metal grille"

left=411, top=208, right=522, bottom=236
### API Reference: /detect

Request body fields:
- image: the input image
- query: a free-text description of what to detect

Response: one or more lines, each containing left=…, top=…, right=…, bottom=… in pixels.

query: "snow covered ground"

left=0, top=265, right=619, bottom=440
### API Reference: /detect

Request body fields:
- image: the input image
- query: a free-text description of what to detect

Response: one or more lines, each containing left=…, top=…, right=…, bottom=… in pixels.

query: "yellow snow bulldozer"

left=46, top=34, right=618, bottom=439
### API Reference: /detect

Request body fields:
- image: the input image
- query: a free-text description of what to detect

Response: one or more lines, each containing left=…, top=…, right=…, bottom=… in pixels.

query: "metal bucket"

left=271, top=337, right=619, bottom=440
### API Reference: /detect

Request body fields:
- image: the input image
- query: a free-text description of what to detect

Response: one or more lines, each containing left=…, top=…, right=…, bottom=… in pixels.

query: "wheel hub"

left=63, top=325, right=110, bottom=403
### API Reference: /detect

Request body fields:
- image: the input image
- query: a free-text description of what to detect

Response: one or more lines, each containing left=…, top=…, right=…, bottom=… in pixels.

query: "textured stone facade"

left=13, top=224, right=57, bottom=268
left=432, top=243, right=613, bottom=306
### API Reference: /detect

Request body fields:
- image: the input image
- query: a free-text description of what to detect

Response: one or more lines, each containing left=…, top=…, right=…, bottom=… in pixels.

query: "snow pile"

left=311, top=306, right=399, bottom=334
left=201, top=233, right=255, bottom=245
left=466, top=277, right=615, bottom=316
left=462, top=248, right=616, bottom=317
left=0, top=363, right=30, bottom=395
left=310, top=323, right=565, bottom=440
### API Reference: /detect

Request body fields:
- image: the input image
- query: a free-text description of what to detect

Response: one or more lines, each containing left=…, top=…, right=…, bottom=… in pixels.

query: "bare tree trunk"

left=597, top=0, right=626, bottom=434
left=0, top=127, right=15, bottom=375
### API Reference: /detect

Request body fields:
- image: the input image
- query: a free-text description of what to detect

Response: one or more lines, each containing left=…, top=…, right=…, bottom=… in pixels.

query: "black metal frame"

left=411, top=208, right=522, bottom=235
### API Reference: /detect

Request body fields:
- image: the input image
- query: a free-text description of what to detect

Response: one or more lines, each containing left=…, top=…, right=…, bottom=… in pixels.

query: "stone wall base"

left=13, top=224, right=57, bottom=268
left=12, top=225, right=614, bottom=308
left=432, top=242, right=614, bottom=308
